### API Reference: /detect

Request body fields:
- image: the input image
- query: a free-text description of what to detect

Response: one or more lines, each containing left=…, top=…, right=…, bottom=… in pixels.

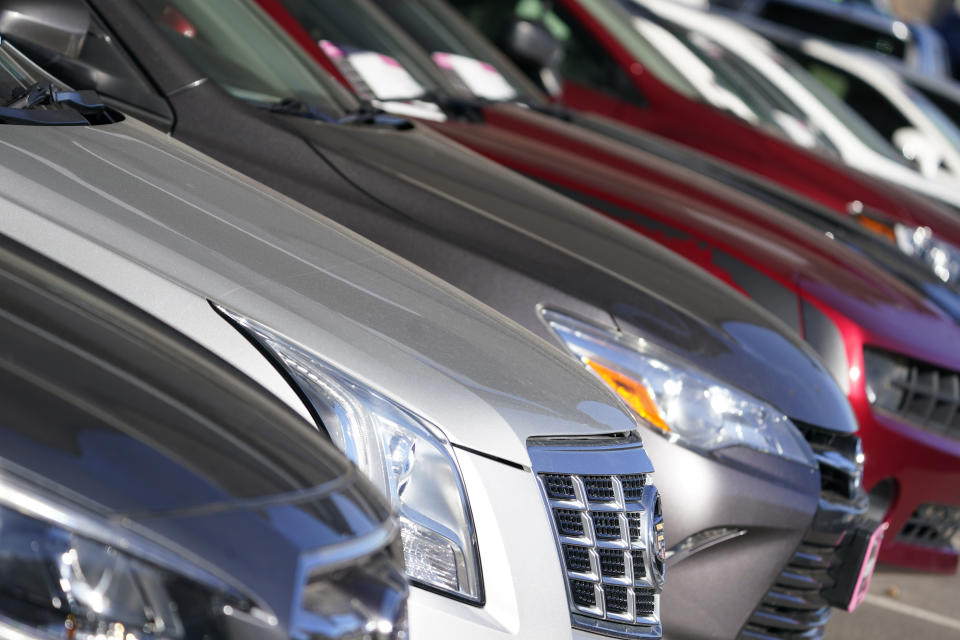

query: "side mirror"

left=893, top=126, right=944, bottom=179
left=502, top=18, right=564, bottom=97
left=503, top=18, right=563, bottom=71
left=0, top=0, right=90, bottom=59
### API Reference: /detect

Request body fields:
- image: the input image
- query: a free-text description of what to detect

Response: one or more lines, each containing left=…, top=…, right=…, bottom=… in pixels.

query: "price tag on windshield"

left=319, top=41, right=425, bottom=101
left=432, top=52, right=517, bottom=102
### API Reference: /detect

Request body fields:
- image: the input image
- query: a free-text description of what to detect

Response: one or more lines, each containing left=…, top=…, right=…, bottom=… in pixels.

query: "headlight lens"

left=0, top=482, right=268, bottom=640
left=219, top=307, right=482, bottom=603
left=893, top=224, right=960, bottom=284
left=541, top=309, right=816, bottom=468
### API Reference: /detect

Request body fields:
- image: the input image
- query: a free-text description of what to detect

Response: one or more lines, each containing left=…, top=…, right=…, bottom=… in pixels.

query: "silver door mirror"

left=0, top=0, right=90, bottom=59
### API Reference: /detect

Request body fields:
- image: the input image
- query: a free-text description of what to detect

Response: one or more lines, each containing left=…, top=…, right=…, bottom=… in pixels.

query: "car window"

left=0, top=39, right=122, bottom=126
left=276, top=0, right=450, bottom=101
left=130, top=0, right=352, bottom=115
left=774, top=48, right=903, bottom=160
left=449, top=0, right=650, bottom=105
left=13, top=7, right=173, bottom=127
left=759, top=1, right=907, bottom=60
left=915, top=84, right=960, bottom=139
left=375, top=0, right=542, bottom=103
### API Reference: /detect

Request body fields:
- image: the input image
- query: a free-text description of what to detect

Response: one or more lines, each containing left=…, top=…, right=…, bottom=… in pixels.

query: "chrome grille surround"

left=528, top=432, right=662, bottom=639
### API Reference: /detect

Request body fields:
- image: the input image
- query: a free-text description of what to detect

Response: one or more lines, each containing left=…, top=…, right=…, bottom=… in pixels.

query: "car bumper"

left=860, top=409, right=960, bottom=573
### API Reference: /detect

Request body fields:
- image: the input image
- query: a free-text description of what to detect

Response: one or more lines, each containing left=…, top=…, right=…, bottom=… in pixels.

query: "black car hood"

left=278, top=115, right=857, bottom=433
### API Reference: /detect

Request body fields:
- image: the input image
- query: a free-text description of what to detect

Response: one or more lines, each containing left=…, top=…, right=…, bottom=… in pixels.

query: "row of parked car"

left=3, top=0, right=959, bottom=639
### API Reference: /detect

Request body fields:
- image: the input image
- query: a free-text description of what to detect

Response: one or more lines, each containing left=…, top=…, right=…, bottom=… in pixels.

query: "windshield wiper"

left=419, top=90, right=485, bottom=122
left=0, top=82, right=107, bottom=125
left=261, top=97, right=412, bottom=129
left=266, top=97, right=337, bottom=121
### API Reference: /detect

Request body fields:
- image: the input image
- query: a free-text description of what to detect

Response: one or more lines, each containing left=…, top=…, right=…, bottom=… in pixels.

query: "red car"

left=259, top=0, right=960, bottom=573
left=453, top=0, right=960, bottom=241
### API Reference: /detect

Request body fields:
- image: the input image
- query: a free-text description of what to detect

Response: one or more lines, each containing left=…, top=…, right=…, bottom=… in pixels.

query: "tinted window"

left=760, top=2, right=907, bottom=59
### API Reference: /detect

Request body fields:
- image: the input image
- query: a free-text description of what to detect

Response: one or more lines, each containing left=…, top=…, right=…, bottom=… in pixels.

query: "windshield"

left=373, top=0, right=543, bottom=103
left=274, top=0, right=460, bottom=102
left=130, top=0, right=357, bottom=117
left=0, top=44, right=38, bottom=99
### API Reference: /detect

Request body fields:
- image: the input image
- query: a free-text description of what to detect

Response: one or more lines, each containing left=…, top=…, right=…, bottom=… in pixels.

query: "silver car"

left=0, top=37, right=665, bottom=640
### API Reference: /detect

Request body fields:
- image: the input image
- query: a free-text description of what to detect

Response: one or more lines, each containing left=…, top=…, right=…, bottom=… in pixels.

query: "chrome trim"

left=666, top=527, right=747, bottom=566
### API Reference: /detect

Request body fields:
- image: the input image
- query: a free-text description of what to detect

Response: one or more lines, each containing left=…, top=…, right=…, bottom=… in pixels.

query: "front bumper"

left=739, top=423, right=877, bottom=639
left=858, top=407, right=960, bottom=573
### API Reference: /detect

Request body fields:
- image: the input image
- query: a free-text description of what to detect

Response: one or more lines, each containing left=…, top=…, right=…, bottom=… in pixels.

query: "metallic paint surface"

left=0, top=117, right=637, bottom=467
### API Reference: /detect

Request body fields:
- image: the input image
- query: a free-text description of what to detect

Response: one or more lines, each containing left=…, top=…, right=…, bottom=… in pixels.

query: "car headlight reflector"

left=894, top=224, right=960, bottom=284
left=541, top=309, right=816, bottom=468
left=218, top=307, right=482, bottom=603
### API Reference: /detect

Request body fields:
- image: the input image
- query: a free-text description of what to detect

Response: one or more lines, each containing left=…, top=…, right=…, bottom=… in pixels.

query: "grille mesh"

left=537, top=471, right=661, bottom=632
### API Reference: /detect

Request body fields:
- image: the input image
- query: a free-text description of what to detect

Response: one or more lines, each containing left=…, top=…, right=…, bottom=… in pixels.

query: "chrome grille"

left=739, top=537, right=838, bottom=640
left=797, top=424, right=863, bottom=500
left=740, top=424, right=867, bottom=639
left=528, top=433, right=662, bottom=640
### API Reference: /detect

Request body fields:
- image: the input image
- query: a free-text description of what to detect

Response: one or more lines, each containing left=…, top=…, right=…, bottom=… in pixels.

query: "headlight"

left=217, top=306, right=482, bottom=603
left=863, top=348, right=909, bottom=411
left=541, top=308, right=816, bottom=468
left=893, top=224, right=960, bottom=285
left=0, top=479, right=272, bottom=640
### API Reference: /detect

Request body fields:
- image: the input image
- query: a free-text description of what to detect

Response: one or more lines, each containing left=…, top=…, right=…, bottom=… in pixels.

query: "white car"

left=738, top=15, right=960, bottom=191
left=627, top=0, right=960, bottom=213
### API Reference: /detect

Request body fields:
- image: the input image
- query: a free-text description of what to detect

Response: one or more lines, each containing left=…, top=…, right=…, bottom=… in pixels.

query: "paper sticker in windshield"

left=319, top=40, right=424, bottom=101
left=432, top=52, right=517, bottom=102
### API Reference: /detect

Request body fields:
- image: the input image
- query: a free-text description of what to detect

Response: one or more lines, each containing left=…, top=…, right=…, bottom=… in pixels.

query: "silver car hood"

left=0, top=118, right=637, bottom=466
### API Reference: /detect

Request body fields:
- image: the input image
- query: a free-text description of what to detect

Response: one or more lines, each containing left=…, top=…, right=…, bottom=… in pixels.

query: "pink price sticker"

left=319, top=40, right=344, bottom=60
left=848, top=522, right=888, bottom=612
left=432, top=52, right=454, bottom=70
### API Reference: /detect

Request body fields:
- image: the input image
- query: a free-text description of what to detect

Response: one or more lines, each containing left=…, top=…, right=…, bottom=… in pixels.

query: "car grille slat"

left=740, top=423, right=865, bottom=639
left=885, top=354, right=960, bottom=439
left=529, top=435, right=661, bottom=639
left=896, top=503, right=960, bottom=550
